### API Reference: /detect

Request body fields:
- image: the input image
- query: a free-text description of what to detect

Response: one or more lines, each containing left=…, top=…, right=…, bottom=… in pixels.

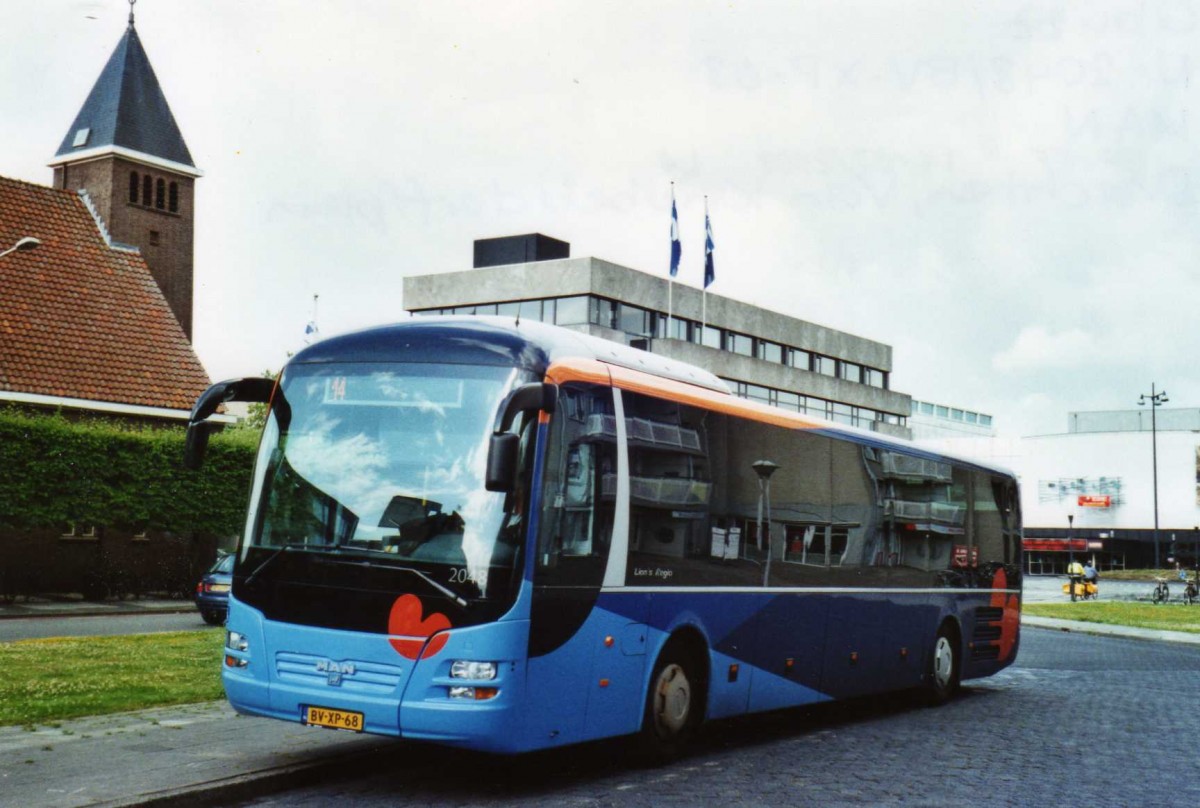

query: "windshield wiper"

left=320, top=557, right=468, bottom=608
left=243, top=542, right=303, bottom=587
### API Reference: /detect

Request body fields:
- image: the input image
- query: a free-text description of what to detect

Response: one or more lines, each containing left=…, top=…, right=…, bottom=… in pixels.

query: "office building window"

left=777, top=390, right=800, bottom=410
left=556, top=296, right=589, bottom=326
left=788, top=348, right=811, bottom=371
left=727, top=332, right=753, bottom=356
left=618, top=303, right=651, bottom=337
left=814, top=355, right=836, bottom=377
left=701, top=325, right=721, bottom=349
left=659, top=315, right=690, bottom=341
left=746, top=384, right=771, bottom=405
left=590, top=297, right=617, bottom=329
left=831, top=402, right=854, bottom=425
left=759, top=340, right=783, bottom=364
left=496, top=301, right=521, bottom=318
left=839, top=361, right=862, bottom=383
left=864, top=368, right=884, bottom=387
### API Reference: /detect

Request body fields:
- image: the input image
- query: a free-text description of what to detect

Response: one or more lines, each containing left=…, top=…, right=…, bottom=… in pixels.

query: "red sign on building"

left=1078, top=495, right=1111, bottom=508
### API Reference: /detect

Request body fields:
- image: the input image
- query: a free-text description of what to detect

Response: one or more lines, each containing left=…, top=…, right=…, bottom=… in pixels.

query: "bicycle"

left=1184, top=579, right=1198, bottom=606
left=1152, top=577, right=1170, bottom=604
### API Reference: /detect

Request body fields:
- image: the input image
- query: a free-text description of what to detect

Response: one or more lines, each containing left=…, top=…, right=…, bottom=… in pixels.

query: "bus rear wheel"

left=637, top=643, right=703, bottom=762
left=924, top=623, right=960, bottom=706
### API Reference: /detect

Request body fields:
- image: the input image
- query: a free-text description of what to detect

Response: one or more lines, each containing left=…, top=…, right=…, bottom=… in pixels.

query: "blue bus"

left=185, top=317, right=1021, bottom=756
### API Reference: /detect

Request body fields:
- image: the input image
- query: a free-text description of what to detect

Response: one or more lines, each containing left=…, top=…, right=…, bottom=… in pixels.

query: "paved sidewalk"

left=0, top=700, right=391, bottom=808
left=1021, top=614, right=1200, bottom=646
left=3, top=608, right=1199, bottom=806
left=0, top=596, right=195, bottom=620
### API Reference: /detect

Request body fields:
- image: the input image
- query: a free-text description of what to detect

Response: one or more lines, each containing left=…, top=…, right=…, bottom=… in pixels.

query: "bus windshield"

left=243, top=362, right=531, bottom=604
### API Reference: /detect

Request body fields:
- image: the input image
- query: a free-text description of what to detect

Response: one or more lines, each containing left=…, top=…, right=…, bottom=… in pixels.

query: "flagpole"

left=701, top=196, right=708, bottom=337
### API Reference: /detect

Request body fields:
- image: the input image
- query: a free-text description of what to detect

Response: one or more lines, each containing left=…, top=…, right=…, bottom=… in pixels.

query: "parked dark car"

left=195, top=553, right=233, bottom=625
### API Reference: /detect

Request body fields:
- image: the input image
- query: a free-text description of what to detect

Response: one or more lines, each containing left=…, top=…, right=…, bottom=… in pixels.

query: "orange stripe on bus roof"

left=545, top=357, right=827, bottom=432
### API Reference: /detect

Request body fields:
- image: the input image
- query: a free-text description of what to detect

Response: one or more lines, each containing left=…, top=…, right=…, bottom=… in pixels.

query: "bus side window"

left=624, top=392, right=711, bottom=562
left=536, top=384, right=615, bottom=578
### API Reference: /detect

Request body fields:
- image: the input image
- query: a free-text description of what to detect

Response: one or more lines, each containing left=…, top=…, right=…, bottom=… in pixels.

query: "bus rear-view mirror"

left=484, top=382, right=558, bottom=492
left=183, top=377, right=276, bottom=470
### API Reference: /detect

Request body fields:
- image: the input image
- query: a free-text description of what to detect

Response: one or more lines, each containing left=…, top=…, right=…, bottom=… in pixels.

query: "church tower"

left=49, top=3, right=202, bottom=340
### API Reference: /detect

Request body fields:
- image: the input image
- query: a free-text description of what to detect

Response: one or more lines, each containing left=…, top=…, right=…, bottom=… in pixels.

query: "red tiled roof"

left=0, top=174, right=210, bottom=411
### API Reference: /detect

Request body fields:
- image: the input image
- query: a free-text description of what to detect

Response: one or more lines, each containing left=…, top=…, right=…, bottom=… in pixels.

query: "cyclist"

left=1067, top=559, right=1085, bottom=601
left=1082, top=561, right=1099, bottom=598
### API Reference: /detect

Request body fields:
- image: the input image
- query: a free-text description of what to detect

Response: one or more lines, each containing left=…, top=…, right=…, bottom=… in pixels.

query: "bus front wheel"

left=637, top=643, right=702, bottom=762
left=924, top=623, right=961, bottom=706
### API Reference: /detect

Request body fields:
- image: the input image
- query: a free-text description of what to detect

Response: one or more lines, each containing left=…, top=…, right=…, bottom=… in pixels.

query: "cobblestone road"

left=237, top=627, right=1200, bottom=807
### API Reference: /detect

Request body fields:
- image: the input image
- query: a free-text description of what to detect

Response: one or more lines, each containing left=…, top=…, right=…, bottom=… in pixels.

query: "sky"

left=2, top=0, right=1197, bottom=438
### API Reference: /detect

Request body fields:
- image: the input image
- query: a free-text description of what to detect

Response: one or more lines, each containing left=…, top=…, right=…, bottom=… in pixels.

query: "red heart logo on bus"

left=990, top=568, right=1019, bottom=662
left=387, top=594, right=451, bottom=660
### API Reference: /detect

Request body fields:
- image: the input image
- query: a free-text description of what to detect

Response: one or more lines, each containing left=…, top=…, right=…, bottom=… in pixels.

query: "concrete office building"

left=403, top=235, right=912, bottom=439
left=908, top=399, right=996, bottom=440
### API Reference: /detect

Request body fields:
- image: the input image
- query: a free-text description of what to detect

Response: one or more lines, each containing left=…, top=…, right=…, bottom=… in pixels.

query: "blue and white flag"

left=670, top=191, right=681, bottom=277
left=703, top=207, right=715, bottom=289
left=304, top=321, right=319, bottom=344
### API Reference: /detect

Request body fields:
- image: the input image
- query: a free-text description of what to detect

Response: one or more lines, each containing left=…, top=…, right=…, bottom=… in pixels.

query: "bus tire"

left=924, top=622, right=960, bottom=706
left=636, top=641, right=703, bottom=763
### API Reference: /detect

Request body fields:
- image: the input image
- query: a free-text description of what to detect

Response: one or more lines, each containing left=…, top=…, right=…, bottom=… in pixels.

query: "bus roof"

left=291, top=315, right=730, bottom=393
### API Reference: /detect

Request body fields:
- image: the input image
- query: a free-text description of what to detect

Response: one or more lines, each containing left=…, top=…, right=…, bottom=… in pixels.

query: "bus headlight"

left=450, top=660, right=497, bottom=680
left=226, top=630, right=250, bottom=652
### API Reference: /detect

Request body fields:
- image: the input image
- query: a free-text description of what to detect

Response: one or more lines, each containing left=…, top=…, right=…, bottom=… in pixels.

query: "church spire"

left=50, top=8, right=197, bottom=175
left=49, top=8, right=202, bottom=341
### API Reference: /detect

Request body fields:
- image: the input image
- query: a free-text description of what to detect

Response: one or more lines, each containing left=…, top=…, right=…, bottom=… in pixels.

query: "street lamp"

left=0, top=236, right=41, bottom=260
left=1139, top=384, right=1168, bottom=569
left=752, top=460, right=779, bottom=587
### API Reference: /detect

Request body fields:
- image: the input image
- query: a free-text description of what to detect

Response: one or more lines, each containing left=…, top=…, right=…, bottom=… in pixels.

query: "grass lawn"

left=1024, top=601, right=1200, bottom=634
left=1099, top=568, right=1199, bottom=582
left=0, top=629, right=225, bottom=728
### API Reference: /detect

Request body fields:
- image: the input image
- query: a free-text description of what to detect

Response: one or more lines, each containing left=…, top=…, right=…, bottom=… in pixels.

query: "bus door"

left=524, top=382, right=626, bottom=746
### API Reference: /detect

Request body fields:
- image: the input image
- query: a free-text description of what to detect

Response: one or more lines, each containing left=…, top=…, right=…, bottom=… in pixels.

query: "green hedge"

left=0, top=408, right=257, bottom=534
left=0, top=408, right=259, bottom=600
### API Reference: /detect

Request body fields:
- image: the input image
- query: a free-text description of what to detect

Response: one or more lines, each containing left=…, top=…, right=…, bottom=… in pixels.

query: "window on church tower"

left=169, top=182, right=179, bottom=213
left=142, top=175, right=152, bottom=206
left=155, top=178, right=165, bottom=210
left=129, top=172, right=139, bottom=204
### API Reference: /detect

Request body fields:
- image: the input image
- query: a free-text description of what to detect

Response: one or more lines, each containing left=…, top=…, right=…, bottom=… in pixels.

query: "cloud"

left=992, top=326, right=1094, bottom=372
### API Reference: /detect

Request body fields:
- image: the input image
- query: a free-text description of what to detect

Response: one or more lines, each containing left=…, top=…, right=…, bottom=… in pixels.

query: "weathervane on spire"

left=128, top=0, right=136, bottom=27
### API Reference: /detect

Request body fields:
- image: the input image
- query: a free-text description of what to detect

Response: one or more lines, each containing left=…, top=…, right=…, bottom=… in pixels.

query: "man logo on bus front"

left=316, top=659, right=356, bottom=686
